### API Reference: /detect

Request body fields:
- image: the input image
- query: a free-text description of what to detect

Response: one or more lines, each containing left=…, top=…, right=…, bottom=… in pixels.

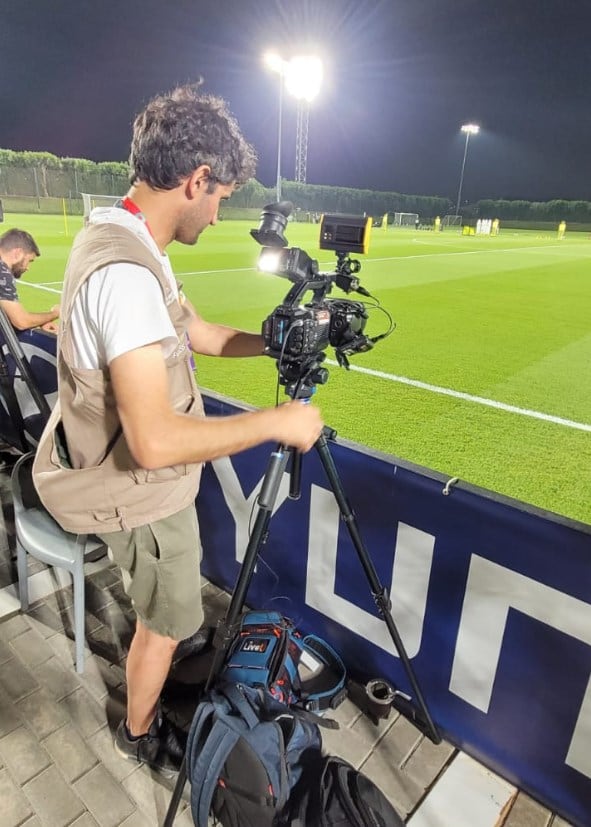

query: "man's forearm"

left=110, top=338, right=324, bottom=470
left=30, top=309, right=60, bottom=329
left=10, top=308, right=59, bottom=331
left=217, top=329, right=265, bottom=357
left=123, top=403, right=321, bottom=470
left=190, top=320, right=264, bottom=357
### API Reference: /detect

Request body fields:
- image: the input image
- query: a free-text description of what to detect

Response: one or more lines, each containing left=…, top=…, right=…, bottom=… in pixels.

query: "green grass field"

left=11, top=212, right=591, bottom=525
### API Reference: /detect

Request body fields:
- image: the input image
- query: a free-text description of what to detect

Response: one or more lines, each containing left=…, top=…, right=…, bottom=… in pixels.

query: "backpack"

left=290, top=755, right=405, bottom=827
left=219, top=610, right=347, bottom=713
left=185, top=681, right=326, bottom=827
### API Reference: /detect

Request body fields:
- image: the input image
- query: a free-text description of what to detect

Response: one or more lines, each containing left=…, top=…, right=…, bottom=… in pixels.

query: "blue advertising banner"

left=198, top=392, right=591, bottom=827
left=3, top=334, right=588, bottom=827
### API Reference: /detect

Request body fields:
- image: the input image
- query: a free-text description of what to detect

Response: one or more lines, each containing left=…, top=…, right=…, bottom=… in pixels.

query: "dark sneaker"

left=114, top=711, right=187, bottom=775
left=173, top=625, right=213, bottom=665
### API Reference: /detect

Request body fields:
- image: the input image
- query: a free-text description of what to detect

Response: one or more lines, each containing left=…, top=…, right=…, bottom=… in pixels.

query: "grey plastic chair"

left=11, top=452, right=104, bottom=673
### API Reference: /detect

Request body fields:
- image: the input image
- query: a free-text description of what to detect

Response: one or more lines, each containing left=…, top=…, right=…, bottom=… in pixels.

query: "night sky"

left=1, top=0, right=590, bottom=204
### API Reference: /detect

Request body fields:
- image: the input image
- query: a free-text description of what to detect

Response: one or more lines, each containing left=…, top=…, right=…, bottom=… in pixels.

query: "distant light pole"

left=264, top=52, right=286, bottom=202
left=455, top=123, right=480, bottom=215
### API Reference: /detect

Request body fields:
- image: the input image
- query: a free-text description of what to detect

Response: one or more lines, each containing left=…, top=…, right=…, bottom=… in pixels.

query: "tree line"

left=0, top=148, right=588, bottom=222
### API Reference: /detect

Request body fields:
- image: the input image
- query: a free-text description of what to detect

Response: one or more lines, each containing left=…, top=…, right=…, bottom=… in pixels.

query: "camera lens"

left=250, top=201, right=293, bottom=248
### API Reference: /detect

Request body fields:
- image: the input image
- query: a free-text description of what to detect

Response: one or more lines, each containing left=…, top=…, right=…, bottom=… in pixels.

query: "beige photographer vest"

left=33, top=223, right=204, bottom=534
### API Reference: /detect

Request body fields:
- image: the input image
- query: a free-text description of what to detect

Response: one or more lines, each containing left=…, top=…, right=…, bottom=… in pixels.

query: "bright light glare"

left=285, top=56, right=323, bottom=102
left=258, top=249, right=283, bottom=273
left=264, top=51, right=285, bottom=74
left=461, top=123, right=480, bottom=135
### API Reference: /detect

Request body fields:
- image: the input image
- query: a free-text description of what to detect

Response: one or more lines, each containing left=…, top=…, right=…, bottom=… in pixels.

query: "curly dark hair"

left=129, top=82, right=257, bottom=191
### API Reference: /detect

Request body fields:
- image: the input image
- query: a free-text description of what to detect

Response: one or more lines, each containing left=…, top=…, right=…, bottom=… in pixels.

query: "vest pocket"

left=128, top=464, right=196, bottom=484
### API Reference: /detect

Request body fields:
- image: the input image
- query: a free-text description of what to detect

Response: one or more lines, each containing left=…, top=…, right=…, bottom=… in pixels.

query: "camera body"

left=262, top=298, right=368, bottom=361
left=263, top=304, right=331, bottom=359
left=252, top=203, right=374, bottom=371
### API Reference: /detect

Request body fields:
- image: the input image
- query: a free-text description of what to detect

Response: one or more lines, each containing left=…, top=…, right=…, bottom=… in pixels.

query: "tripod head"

left=277, top=349, right=329, bottom=401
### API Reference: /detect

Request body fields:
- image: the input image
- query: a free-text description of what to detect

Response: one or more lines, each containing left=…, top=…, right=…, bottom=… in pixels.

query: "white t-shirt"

left=70, top=207, right=179, bottom=369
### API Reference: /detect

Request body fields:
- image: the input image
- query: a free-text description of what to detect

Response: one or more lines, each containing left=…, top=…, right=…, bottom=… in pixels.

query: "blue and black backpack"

left=186, top=681, right=326, bottom=827
left=185, top=611, right=399, bottom=826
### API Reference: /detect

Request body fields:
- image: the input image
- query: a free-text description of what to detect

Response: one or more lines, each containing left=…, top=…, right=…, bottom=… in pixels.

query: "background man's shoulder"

left=0, top=264, right=17, bottom=301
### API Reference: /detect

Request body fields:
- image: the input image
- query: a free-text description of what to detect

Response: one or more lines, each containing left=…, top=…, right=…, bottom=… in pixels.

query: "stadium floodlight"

left=264, top=54, right=323, bottom=196
left=284, top=56, right=323, bottom=102
left=455, top=123, right=480, bottom=216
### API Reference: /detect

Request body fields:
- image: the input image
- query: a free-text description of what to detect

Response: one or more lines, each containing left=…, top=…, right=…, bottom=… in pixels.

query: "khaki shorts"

left=98, top=504, right=203, bottom=641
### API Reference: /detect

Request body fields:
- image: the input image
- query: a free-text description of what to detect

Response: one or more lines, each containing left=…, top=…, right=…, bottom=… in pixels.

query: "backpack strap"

left=186, top=696, right=217, bottom=774
left=291, top=705, right=340, bottom=731
left=186, top=694, right=239, bottom=826
left=226, top=680, right=340, bottom=730
left=211, top=683, right=291, bottom=814
left=218, top=682, right=264, bottom=729
left=192, top=719, right=241, bottom=827
left=298, top=635, right=348, bottom=713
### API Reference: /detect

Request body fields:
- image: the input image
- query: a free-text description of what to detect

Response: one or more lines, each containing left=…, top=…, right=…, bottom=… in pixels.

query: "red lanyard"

left=120, top=196, right=154, bottom=239
left=123, top=197, right=193, bottom=358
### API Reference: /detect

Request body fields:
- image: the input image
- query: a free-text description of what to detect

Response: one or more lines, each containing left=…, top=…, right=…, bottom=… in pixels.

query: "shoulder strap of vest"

left=61, top=223, right=174, bottom=324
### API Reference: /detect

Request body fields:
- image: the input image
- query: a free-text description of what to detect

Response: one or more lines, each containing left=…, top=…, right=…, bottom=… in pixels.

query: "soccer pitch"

left=12, top=213, right=591, bottom=525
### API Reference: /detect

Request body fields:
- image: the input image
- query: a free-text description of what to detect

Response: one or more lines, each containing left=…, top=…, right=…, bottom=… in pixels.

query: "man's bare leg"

left=125, top=617, right=178, bottom=735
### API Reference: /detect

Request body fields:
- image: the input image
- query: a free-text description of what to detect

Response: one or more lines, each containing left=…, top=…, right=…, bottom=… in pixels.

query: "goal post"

left=442, top=214, right=463, bottom=228
left=393, top=212, right=419, bottom=227
left=80, top=193, right=122, bottom=221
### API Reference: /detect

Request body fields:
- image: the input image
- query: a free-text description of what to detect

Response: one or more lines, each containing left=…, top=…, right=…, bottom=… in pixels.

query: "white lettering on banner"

left=211, top=457, right=291, bottom=563
left=305, top=485, right=435, bottom=658
left=566, top=675, right=591, bottom=777
left=211, top=465, right=435, bottom=657
left=450, top=555, right=591, bottom=779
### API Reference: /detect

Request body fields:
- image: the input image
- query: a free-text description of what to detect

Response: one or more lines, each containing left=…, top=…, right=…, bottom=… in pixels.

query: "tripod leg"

left=226, top=449, right=289, bottom=612
left=162, top=446, right=291, bottom=826
left=314, top=431, right=441, bottom=744
left=162, top=755, right=187, bottom=827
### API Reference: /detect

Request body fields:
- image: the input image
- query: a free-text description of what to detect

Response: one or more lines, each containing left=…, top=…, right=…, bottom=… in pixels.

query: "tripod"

left=163, top=364, right=441, bottom=825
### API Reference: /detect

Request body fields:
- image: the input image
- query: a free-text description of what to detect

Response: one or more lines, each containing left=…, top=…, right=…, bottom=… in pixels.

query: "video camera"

left=250, top=202, right=391, bottom=397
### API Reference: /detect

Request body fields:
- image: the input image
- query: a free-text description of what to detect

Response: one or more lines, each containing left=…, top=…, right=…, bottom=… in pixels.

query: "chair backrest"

left=0, top=311, right=57, bottom=451
left=11, top=451, right=44, bottom=514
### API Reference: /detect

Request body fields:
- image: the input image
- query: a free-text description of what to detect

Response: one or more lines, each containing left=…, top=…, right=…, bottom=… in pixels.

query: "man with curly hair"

left=34, top=83, right=323, bottom=774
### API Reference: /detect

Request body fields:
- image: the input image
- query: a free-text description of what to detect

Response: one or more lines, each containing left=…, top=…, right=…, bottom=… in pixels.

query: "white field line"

left=23, top=242, right=586, bottom=285
left=363, top=243, right=575, bottom=264
left=20, top=282, right=62, bottom=295
left=22, top=250, right=590, bottom=433
left=173, top=242, right=580, bottom=276
left=326, top=359, right=591, bottom=433
left=178, top=266, right=255, bottom=277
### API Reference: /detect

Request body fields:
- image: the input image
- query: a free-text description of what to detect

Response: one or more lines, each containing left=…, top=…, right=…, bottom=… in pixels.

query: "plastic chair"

left=11, top=452, right=104, bottom=673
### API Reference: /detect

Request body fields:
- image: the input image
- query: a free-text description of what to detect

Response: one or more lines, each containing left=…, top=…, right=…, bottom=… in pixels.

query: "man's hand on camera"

left=272, top=400, right=324, bottom=452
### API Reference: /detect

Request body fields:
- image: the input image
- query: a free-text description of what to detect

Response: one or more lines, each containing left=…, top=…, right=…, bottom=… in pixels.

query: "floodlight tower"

left=284, top=56, right=323, bottom=184
left=295, top=101, right=310, bottom=184
left=455, top=123, right=480, bottom=215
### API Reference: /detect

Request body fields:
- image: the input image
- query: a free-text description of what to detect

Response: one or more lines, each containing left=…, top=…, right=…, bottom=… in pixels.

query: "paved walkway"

left=0, top=453, right=574, bottom=827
